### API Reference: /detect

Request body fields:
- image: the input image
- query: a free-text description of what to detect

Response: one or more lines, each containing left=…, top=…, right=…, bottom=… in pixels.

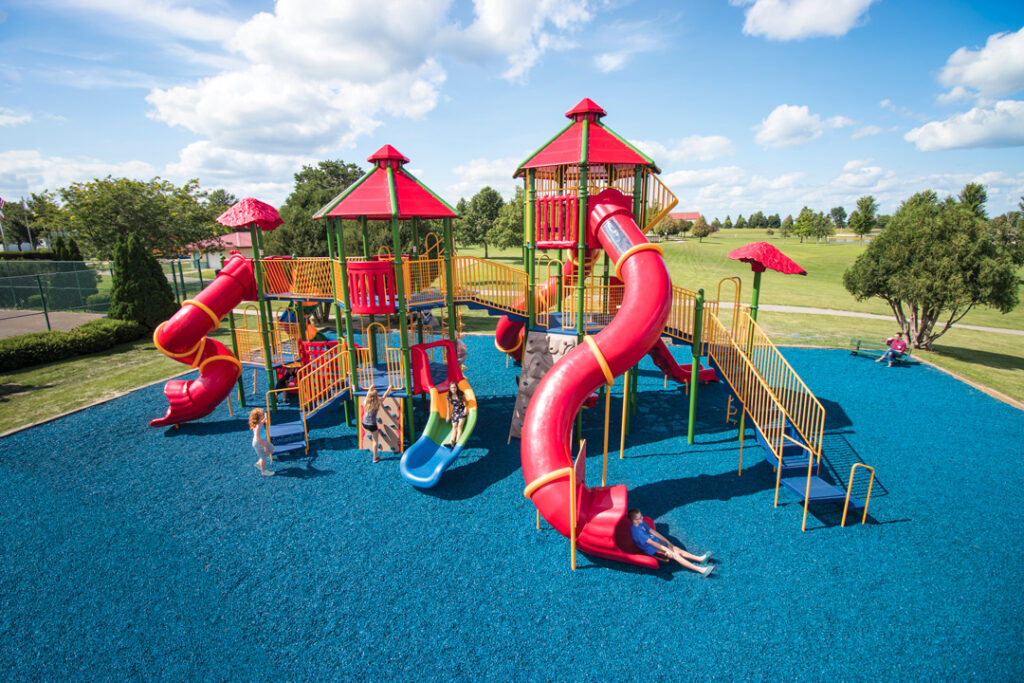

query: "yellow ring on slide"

left=198, top=353, right=242, bottom=375
left=152, top=322, right=202, bottom=360
left=189, top=336, right=208, bottom=369
left=523, top=466, right=573, bottom=499
left=182, top=299, right=221, bottom=331
left=614, top=243, right=664, bottom=280
left=495, top=332, right=524, bottom=355
left=584, top=336, right=614, bottom=386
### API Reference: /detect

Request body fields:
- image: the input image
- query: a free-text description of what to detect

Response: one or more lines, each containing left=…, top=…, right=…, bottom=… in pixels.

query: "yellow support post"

left=619, top=369, right=629, bottom=459
left=602, top=380, right=611, bottom=486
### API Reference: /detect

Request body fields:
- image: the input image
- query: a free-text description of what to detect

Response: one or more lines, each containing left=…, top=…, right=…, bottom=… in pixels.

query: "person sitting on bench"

left=876, top=333, right=908, bottom=367
left=628, top=509, right=715, bottom=576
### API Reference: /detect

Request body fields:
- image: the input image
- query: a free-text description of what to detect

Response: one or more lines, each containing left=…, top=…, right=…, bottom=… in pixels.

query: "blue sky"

left=1, top=0, right=1023, bottom=219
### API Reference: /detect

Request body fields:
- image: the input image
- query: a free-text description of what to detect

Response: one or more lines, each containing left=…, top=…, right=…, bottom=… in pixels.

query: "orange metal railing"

left=663, top=286, right=720, bottom=349
left=298, top=342, right=350, bottom=420
left=532, top=164, right=678, bottom=234
left=555, top=275, right=624, bottom=333
left=354, top=323, right=405, bottom=391
left=404, top=256, right=446, bottom=305
left=259, top=258, right=335, bottom=299
left=451, top=256, right=529, bottom=315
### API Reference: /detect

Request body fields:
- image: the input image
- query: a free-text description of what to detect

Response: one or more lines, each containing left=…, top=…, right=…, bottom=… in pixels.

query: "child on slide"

left=628, top=509, right=714, bottom=576
left=249, top=409, right=275, bottom=476
left=444, top=382, right=467, bottom=448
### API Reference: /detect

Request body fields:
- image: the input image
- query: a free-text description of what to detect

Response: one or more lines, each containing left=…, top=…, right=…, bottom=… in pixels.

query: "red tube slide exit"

left=520, top=189, right=671, bottom=568
left=150, top=252, right=257, bottom=427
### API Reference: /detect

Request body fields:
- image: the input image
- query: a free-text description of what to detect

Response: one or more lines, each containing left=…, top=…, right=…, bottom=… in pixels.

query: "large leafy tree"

left=457, top=186, right=503, bottom=258
left=266, top=160, right=364, bottom=257
left=57, top=177, right=228, bottom=258
left=488, top=188, right=525, bottom=251
left=843, top=186, right=1022, bottom=349
left=958, top=182, right=988, bottom=219
left=0, top=199, right=32, bottom=250
left=848, top=195, right=878, bottom=240
left=691, top=215, right=711, bottom=242
left=780, top=214, right=794, bottom=238
left=830, top=206, right=847, bottom=230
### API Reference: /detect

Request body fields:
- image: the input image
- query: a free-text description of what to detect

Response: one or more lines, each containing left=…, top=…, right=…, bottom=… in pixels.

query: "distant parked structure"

left=186, top=230, right=254, bottom=267
left=669, top=211, right=702, bottom=222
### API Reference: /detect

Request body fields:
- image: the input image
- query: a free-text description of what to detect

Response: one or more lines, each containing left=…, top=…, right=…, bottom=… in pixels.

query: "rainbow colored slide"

left=150, top=252, right=257, bottom=427
left=521, top=188, right=671, bottom=569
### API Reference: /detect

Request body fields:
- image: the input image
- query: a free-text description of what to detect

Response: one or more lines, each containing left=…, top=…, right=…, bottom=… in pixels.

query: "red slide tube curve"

left=149, top=252, right=257, bottom=427
left=521, top=189, right=671, bottom=568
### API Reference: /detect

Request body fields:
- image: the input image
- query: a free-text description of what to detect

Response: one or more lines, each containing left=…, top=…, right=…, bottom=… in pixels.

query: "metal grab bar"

left=841, top=463, right=876, bottom=527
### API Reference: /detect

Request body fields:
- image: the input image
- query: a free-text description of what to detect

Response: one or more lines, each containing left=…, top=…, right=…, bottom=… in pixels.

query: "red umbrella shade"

left=216, top=197, right=282, bottom=231
left=728, top=242, right=806, bottom=275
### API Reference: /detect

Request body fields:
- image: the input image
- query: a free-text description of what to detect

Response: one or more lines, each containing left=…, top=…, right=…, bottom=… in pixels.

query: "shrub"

left=85, top=293, right=110, bottom=311
left=108, top=234, right=176, bottom=329
left=0, top=318, right=147, bottom=372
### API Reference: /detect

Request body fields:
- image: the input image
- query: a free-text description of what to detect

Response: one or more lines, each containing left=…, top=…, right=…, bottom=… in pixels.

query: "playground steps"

left=508, top=331, right=580, bottom=441
left=268, top=421, right=306, bottom=455
left=780, top=476, right=862, bottom=508
left=754, top=418, right=813, bottom=472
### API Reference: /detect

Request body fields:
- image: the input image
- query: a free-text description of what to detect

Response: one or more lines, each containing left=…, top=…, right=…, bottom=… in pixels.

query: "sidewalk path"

left=750, top=303, right=1024, bottom=337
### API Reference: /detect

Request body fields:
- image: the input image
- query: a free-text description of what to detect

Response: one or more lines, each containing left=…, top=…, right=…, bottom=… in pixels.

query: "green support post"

left=223, top=255, right=246, bottom=407
left=687, top=289, right=705, bottom=444
left=325, top=221, right=352, bottom=426
left=442, top=217, right=457, bottom=341
left=527, top=169, right=537, bottom=329
left=749, top=270, right=762, bottom=322
left=386, top=166, right=417, bottom=442
left=333, top=219, right=360, bottom=426
left=574, top=120, right=591, bottom=447
left=177, top=260, right=187, bottom=300
left=359, top=216, right=378, bottom=368
left=249, top=225, right=277, bottom=411
left=35, top=275, right=51, bottom=330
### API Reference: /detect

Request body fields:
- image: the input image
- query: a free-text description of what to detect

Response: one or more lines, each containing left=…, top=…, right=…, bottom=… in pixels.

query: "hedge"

left=0, top=318, right=148, bottom=372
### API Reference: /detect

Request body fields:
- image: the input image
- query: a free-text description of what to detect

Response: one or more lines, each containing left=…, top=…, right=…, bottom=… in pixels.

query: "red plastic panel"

left=535, top=194, right=580, bottom=248
left=347, top=260, right=397, bottom=314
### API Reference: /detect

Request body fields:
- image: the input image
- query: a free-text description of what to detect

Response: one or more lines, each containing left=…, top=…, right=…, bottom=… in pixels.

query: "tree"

left=793, top=207, right=816, bottom=243
left=711, top=218, right=722, bottom=232
left=691, top=215, right=712, bottom=242
left=678, top=219, right=693, bottom=237
left=748, top=211, right=767, bottom=231
left=266, top=160, right=364, bottom=257
left=1, top=199, right=32, bottom=250
left=767, top=213, right=781, bottom=232
left=108, top=233, right=177, bottom=329
left=848, top=195, right=878, bottom=240
left=780, top=214, right=794, bottom=238
left=843, top=187, right=1022, bottom=349
left=488, top=188, right=525, bottom=251
left=458, top=186, right=503, bottom=258
left=958, top=182, right=988, bottom=219
left=722, top=215, right=733, bottom=230
left=830, top=206, right=847, bottom=231
left=735, top=214, right=747, bottom=230
left=58, top=177, right=228, bottom=258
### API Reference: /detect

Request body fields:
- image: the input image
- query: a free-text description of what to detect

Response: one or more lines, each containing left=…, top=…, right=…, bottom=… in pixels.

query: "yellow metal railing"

left=405, top=257, right=446, bottom=305
left=298, top=342, right=350, bottom=417
left=259, top=258, right=335, bottom=299
left=663, top=286, right=720, bottom=348
left=841, top=463, right=876, bottom=528
left=557, top=275, right=624, bottom=333
left=452, top=256, right=529, bottom=315
left=733, top=311, right=824, bottom=460
left=354, top=323, right=405, bottom=392
left=532, top=164, right=678, bottom=234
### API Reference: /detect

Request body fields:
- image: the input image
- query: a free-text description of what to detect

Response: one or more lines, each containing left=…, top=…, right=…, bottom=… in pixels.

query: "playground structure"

left=148, top=99, right=875, bottom=568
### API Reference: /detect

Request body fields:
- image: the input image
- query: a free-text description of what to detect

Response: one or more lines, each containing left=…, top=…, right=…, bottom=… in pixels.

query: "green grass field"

left=0, top=235, right=1019, bottom=436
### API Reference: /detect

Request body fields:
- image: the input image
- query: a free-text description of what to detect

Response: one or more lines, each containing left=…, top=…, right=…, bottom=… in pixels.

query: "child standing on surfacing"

left=249, top=409, right=275, bottom=476
left=362, top=385, right=393, bottom=463
left=444, top=382, right=467, bottom=448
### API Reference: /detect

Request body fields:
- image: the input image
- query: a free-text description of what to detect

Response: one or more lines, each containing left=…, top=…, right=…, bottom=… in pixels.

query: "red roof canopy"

left=515, top=98, right=658, bottom=176
left=217, top=197, right=282, bottom=231
left=728, top=242, right=806, bottom=275
left=314, top=145, right=457, bottom=220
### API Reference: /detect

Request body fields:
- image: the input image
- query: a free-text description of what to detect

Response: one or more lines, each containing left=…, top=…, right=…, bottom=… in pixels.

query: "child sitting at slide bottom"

left=628, top=509, right=714, bottom=576
left=443, top=382, right=467, bottom=448
left=249, top=409, right=275, bottom=476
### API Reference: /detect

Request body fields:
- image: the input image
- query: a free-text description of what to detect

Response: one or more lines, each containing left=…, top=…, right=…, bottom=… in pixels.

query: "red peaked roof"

left=515, top=98, right=658, bottom=176
left=217, top=197, right=282, bottom=231
left=728, top=242, right=806, bottom=275
left=314, top=145, right=457, bottom=220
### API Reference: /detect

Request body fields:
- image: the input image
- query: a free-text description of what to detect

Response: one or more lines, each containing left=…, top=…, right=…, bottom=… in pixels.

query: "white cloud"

left=0, top=108, right=31, bottom=127
left=448, top=156, right=521, bottom=198
left=595, top=52, right=628, bottom=72
left=39, top=0, right=240, bottom=42
left=938, top=27, right=1024, bottom=100
left=851, top=125, right=883, bottom=139
left=754, top=104, right=852, bottom=148
left=0, top=150, right=155, bottom=197
left=731, top=0, right=878, bottom=41
left=905, top=100, right=1024, bottom=151
left=632, top=135, right=735, bottom=163
left=592, top=19, right=661, bottom=73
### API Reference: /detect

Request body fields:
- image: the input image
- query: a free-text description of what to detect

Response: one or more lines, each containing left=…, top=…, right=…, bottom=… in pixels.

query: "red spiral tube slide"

left=149, top=252, right=257, bottom=427
left=521, top=189, right=671, bottom=568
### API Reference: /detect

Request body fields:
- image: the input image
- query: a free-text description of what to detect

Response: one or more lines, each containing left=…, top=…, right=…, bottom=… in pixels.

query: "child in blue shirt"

left=628, top=509, right=714, bottom=576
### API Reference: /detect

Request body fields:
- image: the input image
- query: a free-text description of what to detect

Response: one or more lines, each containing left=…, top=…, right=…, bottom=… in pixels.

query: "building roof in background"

left=670, top=212, right=702, bottom=221
left=186, top=230, right=252, bottom=252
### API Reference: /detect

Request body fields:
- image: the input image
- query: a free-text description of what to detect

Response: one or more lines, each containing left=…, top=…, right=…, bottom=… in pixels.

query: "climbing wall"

left=507, top=331, right=579, bottom=441
left=358, top=396, right=404, bottom=454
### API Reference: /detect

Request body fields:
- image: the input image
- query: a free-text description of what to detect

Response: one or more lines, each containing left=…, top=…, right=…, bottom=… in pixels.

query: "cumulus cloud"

left=448, top=156, right=521, bottom=198
left=731, top=0, right=878, bottom=41
left=592, top=19, right=661, bottom=73
left=38, top=0, right=240, bottom=42
left=0, top=108, right=31, bottom=127
left=851, top=125, right=883, bottom=140
left=754, top=104, right=852, bottom=148
left=633, top=136, right=735, bottom=164
left=938, top=27, right=1024, bottom=101
left=0, top=150, right=154, bottom=196
left=905, top=100, right=1024, bottom=151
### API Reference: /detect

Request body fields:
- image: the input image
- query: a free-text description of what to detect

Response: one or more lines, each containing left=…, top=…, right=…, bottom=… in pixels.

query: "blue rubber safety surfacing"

left=1, top=338, right=1022, bottom=680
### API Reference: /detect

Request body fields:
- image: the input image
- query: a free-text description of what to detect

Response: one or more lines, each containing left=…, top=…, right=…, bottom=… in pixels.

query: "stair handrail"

left=451, top=256, right=529, bottom=315
left=841, top=463, right=876, bottom=528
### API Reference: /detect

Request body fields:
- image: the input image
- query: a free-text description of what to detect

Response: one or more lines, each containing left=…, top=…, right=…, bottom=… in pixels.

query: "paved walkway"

left=0, top=309, right=103, bottom=338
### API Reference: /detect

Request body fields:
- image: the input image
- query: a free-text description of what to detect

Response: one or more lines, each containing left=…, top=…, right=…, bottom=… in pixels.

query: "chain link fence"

left=0, top=259, right=214, bottom=335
